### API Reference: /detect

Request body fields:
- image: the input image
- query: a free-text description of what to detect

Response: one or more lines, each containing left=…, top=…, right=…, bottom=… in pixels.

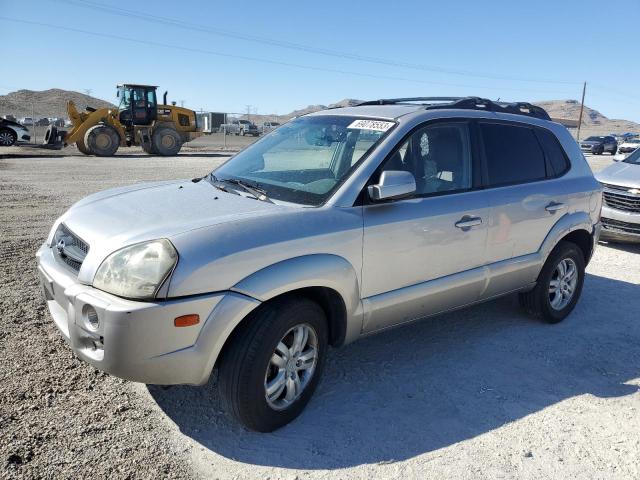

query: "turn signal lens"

left=174, top=314, right=200, bottom=327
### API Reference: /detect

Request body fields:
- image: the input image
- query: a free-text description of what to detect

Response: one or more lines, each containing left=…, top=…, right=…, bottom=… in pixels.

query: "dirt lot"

left=1, top=150, right=638, bottom=479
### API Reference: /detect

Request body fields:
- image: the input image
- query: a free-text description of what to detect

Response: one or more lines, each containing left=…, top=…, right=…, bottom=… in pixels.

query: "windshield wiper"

left=212, top=175, right=273, bottom=203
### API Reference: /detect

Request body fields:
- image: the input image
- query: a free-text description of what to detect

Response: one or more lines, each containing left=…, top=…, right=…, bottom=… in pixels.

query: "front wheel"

left=218, top=297, right=328, bottom=432
left=0, top=128, right=17, bottom=146
left=519, top=241, right=585, bottom=323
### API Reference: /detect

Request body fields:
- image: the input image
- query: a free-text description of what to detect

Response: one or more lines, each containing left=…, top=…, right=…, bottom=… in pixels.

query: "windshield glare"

left=212, top=115, right=394, bottom=205
left=623, top=148, right=640, bottom=165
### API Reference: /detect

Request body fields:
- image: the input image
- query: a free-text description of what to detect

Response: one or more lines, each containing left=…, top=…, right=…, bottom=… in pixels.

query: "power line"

left=0, top=16, right=580, bottom=97
left=56, top=0, right=580, bottom=87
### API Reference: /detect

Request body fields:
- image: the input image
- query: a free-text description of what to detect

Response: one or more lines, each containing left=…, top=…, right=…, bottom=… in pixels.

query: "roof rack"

left=354, top=96, right=551, bottom=121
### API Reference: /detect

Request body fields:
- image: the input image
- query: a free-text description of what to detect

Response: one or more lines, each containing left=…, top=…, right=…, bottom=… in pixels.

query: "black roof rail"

left=353, top=96, right=551, bottom=121
left=355, top=97, right=462, bottom=106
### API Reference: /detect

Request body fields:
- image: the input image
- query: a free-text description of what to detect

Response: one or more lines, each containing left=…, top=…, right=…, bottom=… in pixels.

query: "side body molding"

left=232, top=254, right=364, bottom=345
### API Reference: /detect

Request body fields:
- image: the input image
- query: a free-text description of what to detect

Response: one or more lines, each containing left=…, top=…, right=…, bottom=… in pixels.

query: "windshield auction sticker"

left=347, top=119, right=395, bottom=132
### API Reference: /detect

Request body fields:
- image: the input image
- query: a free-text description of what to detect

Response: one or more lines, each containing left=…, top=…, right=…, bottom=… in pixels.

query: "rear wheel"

left=519, top=241, right=585, bottom=323
left=151, top=127, right=182, bottom=156
left=219, top=297, right=328, bottom=432
left=0, top=128, right=17, bottom=146
left=84, top=124, right=120, bottom=156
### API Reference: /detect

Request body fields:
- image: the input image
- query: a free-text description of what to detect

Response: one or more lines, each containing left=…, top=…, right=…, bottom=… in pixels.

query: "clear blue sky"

left=2, top=0, right=640, bottom=121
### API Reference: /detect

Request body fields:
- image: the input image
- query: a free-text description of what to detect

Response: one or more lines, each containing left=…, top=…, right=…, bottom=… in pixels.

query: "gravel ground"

left=1, top=150, right=638, bottom=479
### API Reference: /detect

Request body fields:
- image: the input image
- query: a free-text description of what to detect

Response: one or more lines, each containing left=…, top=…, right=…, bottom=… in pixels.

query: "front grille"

left=602, top=184, right=640, bottom=213
left=602, top=218, right=640, bottom=235
left=53, top=224, right=89, bottom=273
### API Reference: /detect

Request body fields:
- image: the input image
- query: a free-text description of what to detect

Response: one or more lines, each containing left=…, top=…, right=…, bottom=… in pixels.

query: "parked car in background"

left=596, top=147, right=640, bottom=242
left=0, top=118, right=31, bottom=146
left=261, top=121, right=281, bottom=134
left=2, top=114, right=17, bottom=122
left=35, top=117, right=50, bottom=126
left=220, top=118, right=260, bottom=136
left=48, top=117, right=65, bottom=127
left=19, top=117, right=34, bottom=126
left=37, top=97, right=601, bottom=432
left=579, top=135, right=617, bottom=155
left=617, top=138, right=640, bottom=154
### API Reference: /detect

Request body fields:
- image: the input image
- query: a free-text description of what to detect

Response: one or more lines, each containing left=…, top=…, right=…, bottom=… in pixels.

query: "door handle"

left=545, top=201, right=565, bottom=213
left=455, top=216, right=482, bottom=229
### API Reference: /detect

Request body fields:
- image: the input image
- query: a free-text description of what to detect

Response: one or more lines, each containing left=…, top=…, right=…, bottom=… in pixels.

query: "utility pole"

left=32, top=102, right=36, bottom=143
left=180, top=99, right=185, bottom=107
left=245, top=104, right=252, bottom=122
left=83, top=89, right=92, bottom=97
left=576, top=81, right=586, bottom=141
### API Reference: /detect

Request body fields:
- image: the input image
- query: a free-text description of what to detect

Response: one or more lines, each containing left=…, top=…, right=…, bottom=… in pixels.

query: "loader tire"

left=152, top=127, right=182, bottom=156
left=141, top=142, right=157, bottom=155
left=84, top=124, right=120, bottom=156
left=75, top=141, right=92, bottom=155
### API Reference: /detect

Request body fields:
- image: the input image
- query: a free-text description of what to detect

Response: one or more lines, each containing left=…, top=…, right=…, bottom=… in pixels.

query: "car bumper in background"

left=600, top=205, right=640, bottom=242
left=36, top=244, right=260, bottom=385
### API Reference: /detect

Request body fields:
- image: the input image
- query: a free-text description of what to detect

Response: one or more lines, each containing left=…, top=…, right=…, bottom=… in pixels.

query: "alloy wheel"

left=549, top=258, right=578, bottom=310
left=264, top=324, right=318, bottom=410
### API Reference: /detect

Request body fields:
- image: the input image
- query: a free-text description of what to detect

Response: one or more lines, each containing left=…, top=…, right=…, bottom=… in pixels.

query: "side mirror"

left=368, top=170, right=416, bottom=201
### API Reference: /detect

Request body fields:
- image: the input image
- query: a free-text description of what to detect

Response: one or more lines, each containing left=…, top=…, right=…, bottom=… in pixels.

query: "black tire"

left=75, top=141, right=92, bottom=155
left=43, top=125, right=58, bottom=144
left=218, top=296, right=328, bottom=432
left=141, top=142, right=157, bottom=154
left=0, top=128, right=17, bottom=146
left=519, top=241, right=585, bottom=324
left=84, top=124, right=120, bottom=156
left=610, top=147, right=617, bottom=155
left=151, top=127, right=182, bottom=156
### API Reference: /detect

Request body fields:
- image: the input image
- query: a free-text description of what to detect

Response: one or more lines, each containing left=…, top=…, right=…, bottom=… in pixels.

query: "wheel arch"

left=231, top=254, right=362, bottom=347
left=539, top=211, right=596, bottom=265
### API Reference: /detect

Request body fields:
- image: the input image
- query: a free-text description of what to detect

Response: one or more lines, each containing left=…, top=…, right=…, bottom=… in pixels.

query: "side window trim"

left=363, top=118, right=479, bottom=204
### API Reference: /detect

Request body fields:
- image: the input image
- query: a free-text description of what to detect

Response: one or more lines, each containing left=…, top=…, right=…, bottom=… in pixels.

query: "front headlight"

left=93, top=239, right=178, bottom=300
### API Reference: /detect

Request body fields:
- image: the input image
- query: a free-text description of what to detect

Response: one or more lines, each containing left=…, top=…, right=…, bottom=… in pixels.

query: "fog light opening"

left=83, top=305, right=100, bottom=331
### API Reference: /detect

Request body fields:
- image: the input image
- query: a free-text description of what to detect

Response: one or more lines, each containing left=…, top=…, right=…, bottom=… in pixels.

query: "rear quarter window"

left=534, top=128, right=571, bottom=177
left=480, top=123, right=547, bottom=186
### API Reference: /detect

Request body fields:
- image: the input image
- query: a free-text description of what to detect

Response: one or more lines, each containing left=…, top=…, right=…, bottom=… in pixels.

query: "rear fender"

left=539, top=211, right=596, bottom=262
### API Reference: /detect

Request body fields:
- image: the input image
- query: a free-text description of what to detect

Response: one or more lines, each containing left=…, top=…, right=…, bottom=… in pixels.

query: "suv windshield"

left=212, top=115, right=395, bottom=205
left=585, top=136, right=604, bottom=141
left=623, top=148, right=640, bottom=165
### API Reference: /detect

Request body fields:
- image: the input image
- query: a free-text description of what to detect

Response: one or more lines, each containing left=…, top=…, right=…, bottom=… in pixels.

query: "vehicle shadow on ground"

left=599, top=240, right=640, bottom=254
left=148, top=273, right=640, bottom=469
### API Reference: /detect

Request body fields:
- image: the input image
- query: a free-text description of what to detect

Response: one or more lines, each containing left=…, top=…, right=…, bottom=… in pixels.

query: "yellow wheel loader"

left=44, top=84, right=201, bottom=156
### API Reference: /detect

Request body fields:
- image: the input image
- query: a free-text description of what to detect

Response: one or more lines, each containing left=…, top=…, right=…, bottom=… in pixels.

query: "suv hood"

left=595, top=161, right=640, bottom=189
left=56, top=179, right=288, bottom=266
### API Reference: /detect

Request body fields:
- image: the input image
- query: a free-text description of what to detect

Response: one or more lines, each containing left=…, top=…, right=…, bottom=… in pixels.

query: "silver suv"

left=37, top=97, right=602, bottom=431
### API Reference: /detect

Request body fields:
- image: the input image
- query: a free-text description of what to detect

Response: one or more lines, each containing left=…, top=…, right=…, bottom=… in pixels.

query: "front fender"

left=232, top=254, right=363, bottom=344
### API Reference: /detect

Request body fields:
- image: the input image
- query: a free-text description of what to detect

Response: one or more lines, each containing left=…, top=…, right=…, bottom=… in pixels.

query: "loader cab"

left=117, top=84, right=158, bottom=126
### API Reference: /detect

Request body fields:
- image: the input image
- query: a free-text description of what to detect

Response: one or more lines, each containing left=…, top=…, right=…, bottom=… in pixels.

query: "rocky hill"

left=0, top=89, right=115, bottom=119
left=2, top=89, right=638, bottom=137
left=534, top=99, right=640, bottom=137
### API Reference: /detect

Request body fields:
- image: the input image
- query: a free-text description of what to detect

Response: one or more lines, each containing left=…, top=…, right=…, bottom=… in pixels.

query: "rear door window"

left=480, top=123, right=546, bottom=186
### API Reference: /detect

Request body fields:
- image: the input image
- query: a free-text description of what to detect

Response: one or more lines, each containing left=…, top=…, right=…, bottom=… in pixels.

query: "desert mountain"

left=1, top=90, right=638, bottom=137
left=0, top=89, right=115, bottom=119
